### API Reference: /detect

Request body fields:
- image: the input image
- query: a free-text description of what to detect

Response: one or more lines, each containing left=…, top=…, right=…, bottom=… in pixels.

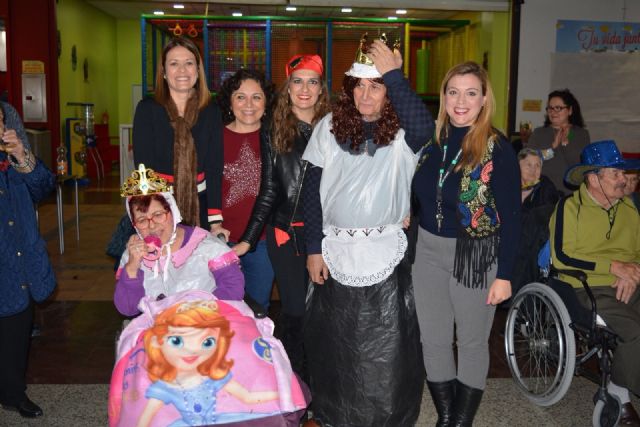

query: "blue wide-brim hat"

left=564, top=140, right=640, bottom=186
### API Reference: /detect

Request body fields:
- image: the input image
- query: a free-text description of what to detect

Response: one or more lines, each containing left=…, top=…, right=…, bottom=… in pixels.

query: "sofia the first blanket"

left=108, top=290, right=308, bottom=427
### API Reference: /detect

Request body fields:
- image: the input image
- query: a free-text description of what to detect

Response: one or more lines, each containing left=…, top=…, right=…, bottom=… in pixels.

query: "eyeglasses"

left=134, top=211, right=168, bottom=229
left=546, top=105, right=569, bottom=113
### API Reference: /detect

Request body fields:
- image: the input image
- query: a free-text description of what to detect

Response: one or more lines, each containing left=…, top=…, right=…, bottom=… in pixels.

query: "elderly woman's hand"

left=307, top=254, right=329, bottom=285
left=1, top=129, right=27, bottom=163
left=369, top=39, right=403, bottom=76
left=125, top=235, right=148, bottom=279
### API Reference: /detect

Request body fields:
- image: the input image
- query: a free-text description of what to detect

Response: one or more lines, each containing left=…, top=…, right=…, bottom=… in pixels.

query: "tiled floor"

left=2, top=171, right=635, bottom=426
left=5, top=377, right=639, bottom=427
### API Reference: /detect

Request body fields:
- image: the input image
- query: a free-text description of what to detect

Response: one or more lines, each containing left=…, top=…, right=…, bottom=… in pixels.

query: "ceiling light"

left=173, top=4, right=185, bottom=9
left=387, top=16, right=398, bottom=20
left=153, top=10, right=164, bottom=15
left=232, top=12, right=243, bottom=17
left=286, top=6, right=297, bottom=11
left=341, top=8, right=352, bottom=13
left=396, top=9, right=407, bottom=14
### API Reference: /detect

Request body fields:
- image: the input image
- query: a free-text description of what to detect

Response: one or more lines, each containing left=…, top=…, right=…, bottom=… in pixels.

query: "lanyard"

left=435, top=144, right=462, bottom=232
left=604, top=202, right=619, bottom=240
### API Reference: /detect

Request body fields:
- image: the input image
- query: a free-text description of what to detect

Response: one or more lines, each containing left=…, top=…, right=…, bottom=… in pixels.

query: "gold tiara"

left=120, top=163, right=171, bottom=197
left=176, top=300, right=218, bottom=314
left=354, top=32, right=401, bottom=66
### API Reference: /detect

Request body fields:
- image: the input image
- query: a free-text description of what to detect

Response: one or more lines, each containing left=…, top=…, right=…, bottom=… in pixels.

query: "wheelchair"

left=504, top=268, right=622, bottom=427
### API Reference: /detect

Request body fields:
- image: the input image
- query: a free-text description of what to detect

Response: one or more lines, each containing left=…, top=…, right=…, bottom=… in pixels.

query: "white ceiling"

left=87, top=0, right=509, bottom=20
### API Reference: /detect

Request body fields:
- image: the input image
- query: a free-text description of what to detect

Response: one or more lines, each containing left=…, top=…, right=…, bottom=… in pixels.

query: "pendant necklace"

left=435, top=142, right=462, bottom=232
left=174, top=377, right=217, bottom=425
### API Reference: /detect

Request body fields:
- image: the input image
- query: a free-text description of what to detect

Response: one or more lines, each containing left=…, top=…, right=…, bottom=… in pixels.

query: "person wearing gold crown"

left=300, top=34, right=434, bottom=426
left=113, top=164, right=244, bottom=317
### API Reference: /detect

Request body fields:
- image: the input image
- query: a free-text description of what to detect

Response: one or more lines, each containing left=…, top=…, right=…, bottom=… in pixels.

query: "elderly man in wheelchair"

left=504, top=140, right=640, bottom=427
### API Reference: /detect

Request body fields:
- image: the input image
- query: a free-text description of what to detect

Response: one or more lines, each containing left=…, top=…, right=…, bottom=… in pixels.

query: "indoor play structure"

left=139, top=15, right=474, bottom=103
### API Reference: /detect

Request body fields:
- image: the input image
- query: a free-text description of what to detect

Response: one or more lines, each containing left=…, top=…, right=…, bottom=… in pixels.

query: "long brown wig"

left=271, top=76, right=331, bottom=154
left=331, top=75, right=400, bottom=152
left=153, top=37, right=210, bottom=111
left=435, top=61, right=497, bottom=171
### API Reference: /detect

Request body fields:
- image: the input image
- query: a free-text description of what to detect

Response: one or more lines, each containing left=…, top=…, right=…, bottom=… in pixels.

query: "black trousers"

left=575, top=286, right=640, bottom=396
left=0, top=302, right=33, bottom=406
left=266, top=225, right=308, bottom=317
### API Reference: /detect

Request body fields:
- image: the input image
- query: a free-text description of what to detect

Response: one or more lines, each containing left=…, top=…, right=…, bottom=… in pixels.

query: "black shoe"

left=619, top=402, right=640, bottom=426
left=31, top=323, right=42, bottom=338
left=427, top=379, right=456, bottom=427
left=1, top=397, right=43, bottom=418
left=452, top=380, right=483, bottom=427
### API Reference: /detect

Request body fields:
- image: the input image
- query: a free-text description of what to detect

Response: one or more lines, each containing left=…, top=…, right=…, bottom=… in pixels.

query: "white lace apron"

left=322, top=223, right=407, bottom=287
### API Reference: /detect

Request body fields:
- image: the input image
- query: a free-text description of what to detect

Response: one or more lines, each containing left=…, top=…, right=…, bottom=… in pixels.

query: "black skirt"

left=304, top=256, right=425, bottom=427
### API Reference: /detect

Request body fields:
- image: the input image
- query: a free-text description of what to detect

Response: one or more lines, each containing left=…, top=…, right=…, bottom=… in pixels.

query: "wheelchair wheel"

left=592, top=392, right=621, bottom=427
left=504, top=282, right=576, bottom=406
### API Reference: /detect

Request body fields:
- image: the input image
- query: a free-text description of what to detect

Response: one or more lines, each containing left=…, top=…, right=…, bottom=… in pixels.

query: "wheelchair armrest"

left=554, top=268, right=588, bottom=283
left=244, top=294, right=268, bottom=319
left=553, top=268, right=598, bottom=332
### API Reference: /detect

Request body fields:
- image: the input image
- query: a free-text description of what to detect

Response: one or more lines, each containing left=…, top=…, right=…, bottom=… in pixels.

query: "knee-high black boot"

left=279, top=314, right=306, bottom=381
left=452, top=380, right=483, bottom=427
left=427, top=380, right=456, bottom=427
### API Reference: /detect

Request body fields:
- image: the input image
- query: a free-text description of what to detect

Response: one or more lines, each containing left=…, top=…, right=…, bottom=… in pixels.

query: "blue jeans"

left=232, top=239, right=274, bottom=310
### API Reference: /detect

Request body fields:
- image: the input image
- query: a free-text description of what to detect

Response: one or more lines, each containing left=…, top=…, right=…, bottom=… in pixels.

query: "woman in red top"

left=216, top=69, right=276, bottom=311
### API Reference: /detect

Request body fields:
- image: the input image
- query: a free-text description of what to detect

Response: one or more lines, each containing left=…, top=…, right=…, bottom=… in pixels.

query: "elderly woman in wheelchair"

left=114, top=164, right=245, bottom=317
left=109, top=166, right=308, bottom=426
left=504, top=140, right=640, bottom=427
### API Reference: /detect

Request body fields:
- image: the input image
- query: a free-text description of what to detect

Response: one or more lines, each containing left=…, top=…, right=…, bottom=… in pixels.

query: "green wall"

left=57, top=0, right=118, bottom=139
left=453, top=11, right=511, bottom=132
left=116, top=19, right=142, bottom=127
left=55, top=7, right=511, bottom=140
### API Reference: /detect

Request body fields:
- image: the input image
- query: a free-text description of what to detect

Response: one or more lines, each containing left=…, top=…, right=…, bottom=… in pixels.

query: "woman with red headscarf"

left=238, top=54, right=330, bottom=379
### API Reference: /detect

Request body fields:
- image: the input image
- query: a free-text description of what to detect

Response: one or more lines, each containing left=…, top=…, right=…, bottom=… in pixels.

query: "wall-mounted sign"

left=556, top=20, right=640, bottom=53
left=22, top=60, right=45, bottom=74
left=522, top=99, right=542, bottom=112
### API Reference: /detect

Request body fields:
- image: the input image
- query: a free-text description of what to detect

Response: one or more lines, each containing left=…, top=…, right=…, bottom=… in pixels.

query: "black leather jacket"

left=241, top=124, right=309, bottom=248
left=270, top=132, right=308, bottom=230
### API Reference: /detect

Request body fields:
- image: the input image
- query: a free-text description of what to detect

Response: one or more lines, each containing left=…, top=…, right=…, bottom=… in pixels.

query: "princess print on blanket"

left=108, top=290, right=308, bottom=426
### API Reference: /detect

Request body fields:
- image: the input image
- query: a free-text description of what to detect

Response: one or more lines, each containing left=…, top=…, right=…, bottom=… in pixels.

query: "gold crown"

left=120, top=163, right=171, bottom=197
left=176, top=300, right=218, bottom=314
left=354, top=32, right=401, bottom=65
